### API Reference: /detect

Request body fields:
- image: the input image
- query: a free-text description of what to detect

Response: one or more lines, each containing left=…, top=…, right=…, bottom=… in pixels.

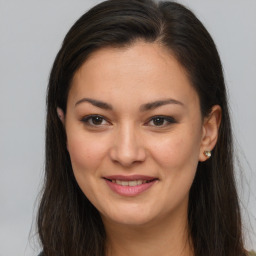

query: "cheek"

left=150, top=128, right=202, bottom=169
left=67, top=133, right=109, bottom=173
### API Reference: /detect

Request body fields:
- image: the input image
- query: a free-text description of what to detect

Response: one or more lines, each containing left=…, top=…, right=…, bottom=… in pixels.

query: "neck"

left=103, top=208, right=194, bottom=256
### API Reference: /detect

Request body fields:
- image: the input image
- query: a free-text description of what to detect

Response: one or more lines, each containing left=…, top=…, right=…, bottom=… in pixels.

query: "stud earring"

left=204, top=151, right=211, bottom=158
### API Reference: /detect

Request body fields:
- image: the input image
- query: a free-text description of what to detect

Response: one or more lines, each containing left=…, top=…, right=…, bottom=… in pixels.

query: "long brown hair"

left=37, top=0, right=247, bottom=255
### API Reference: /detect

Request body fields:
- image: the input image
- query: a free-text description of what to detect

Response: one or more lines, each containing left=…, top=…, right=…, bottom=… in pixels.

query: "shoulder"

left=248, top=251, right=256, bottom=256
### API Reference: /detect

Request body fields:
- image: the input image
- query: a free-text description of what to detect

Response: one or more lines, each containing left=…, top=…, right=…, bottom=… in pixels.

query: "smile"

left=108, top=179, right=154, bottom=186
left=103, top=176, right=158, bottom=196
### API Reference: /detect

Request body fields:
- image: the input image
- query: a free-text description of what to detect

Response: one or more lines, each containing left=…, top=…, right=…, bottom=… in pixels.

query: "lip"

left=104, top=175, right=157, bottom=181
left=103, top=175, right=158, bottom=197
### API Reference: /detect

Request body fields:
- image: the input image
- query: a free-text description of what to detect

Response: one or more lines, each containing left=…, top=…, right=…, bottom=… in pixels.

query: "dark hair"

left=37, top=0, right=247, bottom=255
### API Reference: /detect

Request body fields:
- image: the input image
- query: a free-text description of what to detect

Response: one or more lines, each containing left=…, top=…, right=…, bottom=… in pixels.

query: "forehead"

left=69, top=41, right=198, bottom=108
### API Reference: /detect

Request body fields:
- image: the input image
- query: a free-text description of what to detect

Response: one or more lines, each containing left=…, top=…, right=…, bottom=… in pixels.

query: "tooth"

left=116, top=180, right=122, bottom=185
left=115, top=179, right=151, bottom=186
left=128, top=180, right=137, bottom=186
left=121, top=181, right=129, bottom=186
left=137, top=180, right=142, bottom=185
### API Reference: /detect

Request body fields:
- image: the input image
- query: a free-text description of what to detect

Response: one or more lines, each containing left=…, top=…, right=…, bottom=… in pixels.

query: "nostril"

left=109, top=146, right=146, bottom=166
left=108, top=130, right=147, bottom=166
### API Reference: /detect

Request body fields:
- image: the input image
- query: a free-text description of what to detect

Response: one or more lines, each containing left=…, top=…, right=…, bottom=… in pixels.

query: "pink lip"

left=103, top=175, right=158, bottom=197
left=104, top=175, right=156, bottom=181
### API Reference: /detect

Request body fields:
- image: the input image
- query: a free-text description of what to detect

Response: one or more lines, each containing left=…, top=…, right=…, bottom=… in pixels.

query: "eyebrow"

left=75, top=98, right=113, bottom=110
left=140, top=99, right=184, bottom=111
left=75, top=97, right=183, bottom=111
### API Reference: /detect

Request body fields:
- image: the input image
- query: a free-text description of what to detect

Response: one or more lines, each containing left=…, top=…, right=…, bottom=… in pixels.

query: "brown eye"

left=152, top=117, right=165, bottom=126
left=81, top=115, right=109, bottom=126
left=147, top=116, right=177, bottom=127
left=91, top=116, right=104, bottom=125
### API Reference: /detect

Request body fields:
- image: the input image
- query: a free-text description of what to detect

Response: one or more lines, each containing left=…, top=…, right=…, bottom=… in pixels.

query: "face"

left=64, top=42, right=206, bottom=227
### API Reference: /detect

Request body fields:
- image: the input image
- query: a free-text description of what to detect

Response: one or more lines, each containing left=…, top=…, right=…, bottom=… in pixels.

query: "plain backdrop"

left=0, top=0, right=255, bottom=255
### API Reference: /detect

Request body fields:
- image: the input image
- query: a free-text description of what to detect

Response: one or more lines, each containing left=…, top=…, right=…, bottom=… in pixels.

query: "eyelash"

left=146, top=116, right=177, bottom=127
left=81, top=115, right=110, bottom=126
left=81, top=115, right=177, bottom=128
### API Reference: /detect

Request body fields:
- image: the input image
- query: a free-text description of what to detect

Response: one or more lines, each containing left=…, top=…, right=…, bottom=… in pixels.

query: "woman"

left=37, top=0, right=248, bottom=255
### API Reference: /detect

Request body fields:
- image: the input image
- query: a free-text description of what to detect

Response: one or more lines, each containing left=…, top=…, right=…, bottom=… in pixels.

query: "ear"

left=57, top=107, right=65, bottom=124
left=199, top=105, right=222, bottom=162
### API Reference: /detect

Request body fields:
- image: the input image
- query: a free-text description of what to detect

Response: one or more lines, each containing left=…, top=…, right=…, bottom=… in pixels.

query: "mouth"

left=103, top=175, right=158, bottom=196
left=104, top=178, right=157, bottom=186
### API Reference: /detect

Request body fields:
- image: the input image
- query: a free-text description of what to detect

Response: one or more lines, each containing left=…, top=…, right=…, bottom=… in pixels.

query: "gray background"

left=0, top=0, right=255, bottom=255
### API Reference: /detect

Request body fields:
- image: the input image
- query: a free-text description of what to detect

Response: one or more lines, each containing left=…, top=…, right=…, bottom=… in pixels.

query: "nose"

left=109, top=123, right=146, bottom=167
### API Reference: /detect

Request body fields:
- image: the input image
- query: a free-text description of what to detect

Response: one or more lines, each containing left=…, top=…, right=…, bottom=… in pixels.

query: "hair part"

left=38, top=0, right=246, bottom=255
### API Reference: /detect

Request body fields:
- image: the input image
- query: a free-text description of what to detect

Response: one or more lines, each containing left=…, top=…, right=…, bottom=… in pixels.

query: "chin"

left=100, top=204, right=159, bottom=227
left=105, top=214, right=154, bottom=227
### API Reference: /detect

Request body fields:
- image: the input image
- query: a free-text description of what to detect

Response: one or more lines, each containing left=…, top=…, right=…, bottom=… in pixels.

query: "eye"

left=146, top=116, right=177, bottom=127
left=81, top=115, right=110, bottom=126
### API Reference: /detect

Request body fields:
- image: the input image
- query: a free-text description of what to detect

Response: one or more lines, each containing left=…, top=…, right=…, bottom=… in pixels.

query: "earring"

left=204, top=151, right=211, bottom=158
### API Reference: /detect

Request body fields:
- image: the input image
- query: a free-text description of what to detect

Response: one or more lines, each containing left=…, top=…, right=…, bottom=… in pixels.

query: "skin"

left=59, top=41, right=221, bottom=256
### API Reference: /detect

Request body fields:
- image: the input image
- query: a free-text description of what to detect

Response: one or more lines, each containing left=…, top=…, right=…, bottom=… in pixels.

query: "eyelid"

left=81, top=114, right=111, bottom=126
left=80, top=114, right=176, bottom=128
left=145, top=115, right=177, bottom=127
